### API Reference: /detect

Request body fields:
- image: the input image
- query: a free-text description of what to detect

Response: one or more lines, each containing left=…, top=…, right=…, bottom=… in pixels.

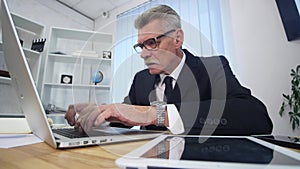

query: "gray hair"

left=134, top=5, right=181, bottom=31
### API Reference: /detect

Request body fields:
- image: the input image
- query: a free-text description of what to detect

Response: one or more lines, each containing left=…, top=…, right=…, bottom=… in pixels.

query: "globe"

left=91, top=70, right=103, bottom=84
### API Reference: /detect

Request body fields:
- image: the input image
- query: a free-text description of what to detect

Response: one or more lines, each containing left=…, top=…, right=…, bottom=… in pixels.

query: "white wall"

left=94, top=0, right=149, bottom=103
left=222, top=0, right=300, bottom=135
left=94, top=0, right=148, bottom=33
left=96, top=0, right=300, bottom=135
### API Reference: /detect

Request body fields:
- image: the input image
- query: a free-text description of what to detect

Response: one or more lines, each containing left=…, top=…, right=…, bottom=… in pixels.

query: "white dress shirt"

left=155, top=51, right=186, bottom=134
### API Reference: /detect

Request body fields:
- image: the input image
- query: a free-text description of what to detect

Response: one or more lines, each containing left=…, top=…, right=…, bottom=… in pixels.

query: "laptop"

left=0, top=0, right=161, bottom=148
left=116, top=135, right=300, bottom=169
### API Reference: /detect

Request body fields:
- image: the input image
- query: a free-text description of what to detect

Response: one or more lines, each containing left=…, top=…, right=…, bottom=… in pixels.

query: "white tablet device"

left=116, top=135, right=300, bottom=169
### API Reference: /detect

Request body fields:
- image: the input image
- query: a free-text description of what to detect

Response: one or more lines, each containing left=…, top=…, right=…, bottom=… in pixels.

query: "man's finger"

left=65, top=104, right=76, bottom=126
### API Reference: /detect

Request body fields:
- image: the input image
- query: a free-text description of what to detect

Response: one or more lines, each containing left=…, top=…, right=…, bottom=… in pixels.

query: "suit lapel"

left=176, top=50, right=201, bottom=101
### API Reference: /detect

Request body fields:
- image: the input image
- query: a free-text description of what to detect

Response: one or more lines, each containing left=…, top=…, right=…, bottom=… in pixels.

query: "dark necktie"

left=163, top=76, right=173, bottom=103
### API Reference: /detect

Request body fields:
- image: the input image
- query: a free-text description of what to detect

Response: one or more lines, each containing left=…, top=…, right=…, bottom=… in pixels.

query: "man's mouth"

left=146, top=62, right=156, bottom=66
left=144, top=59, right=160, bottom=66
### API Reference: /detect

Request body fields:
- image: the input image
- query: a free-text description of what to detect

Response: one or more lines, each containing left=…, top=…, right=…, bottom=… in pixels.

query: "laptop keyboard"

left=52, top=128, right=88, bottom=138
left=52, top=127, right=160, bottom=139
left=52, top=128, right=111, bottom=138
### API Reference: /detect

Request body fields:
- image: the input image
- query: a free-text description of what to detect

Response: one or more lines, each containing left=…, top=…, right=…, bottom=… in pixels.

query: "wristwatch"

left=150, top=101, right=167, bottom=127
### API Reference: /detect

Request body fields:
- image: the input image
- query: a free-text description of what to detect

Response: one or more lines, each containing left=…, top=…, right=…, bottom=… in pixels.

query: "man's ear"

left=175, top=29, right=184, bottom=49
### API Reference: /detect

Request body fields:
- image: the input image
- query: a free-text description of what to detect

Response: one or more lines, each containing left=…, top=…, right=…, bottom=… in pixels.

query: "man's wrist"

left=150, top=101, right=167, bottom=127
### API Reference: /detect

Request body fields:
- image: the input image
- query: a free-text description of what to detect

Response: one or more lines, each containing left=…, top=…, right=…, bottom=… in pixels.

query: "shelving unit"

left=41, top=27, right=113, bottom=110
left=0, top=13, right=45, bottom=86
left=0, top=13, right=45, bottom=115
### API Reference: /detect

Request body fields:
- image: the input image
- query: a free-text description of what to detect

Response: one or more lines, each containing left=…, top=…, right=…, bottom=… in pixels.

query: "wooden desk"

left=1, top=139, right=300, bottom=169
left=0, top=140, right=150, bottom=169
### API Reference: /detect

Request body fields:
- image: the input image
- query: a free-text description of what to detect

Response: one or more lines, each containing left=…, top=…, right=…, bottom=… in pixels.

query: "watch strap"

left=151, top=101, right=166, bottom=127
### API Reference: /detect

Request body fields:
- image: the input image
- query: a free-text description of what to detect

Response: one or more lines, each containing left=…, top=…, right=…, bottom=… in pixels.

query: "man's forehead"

left=137, top=31, right=160, bottom=36
left=137, top=19, right=165, bottom=35
left=137, top=31, right=163, bottom=44
left=137, top=29, right=166, bottom=41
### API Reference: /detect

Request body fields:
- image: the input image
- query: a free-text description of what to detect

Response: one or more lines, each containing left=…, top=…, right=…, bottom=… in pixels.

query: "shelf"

left=48, top=53, right=111, bottom=63
left=0, top=76, right=11, bottom=84
left=82, top=57, right=111, bottom=64
left=48, top=53, right=80, bottom=63
left=11, top=13, right=44, bottom=36
left=9, top=13, right=45, bottom=50
left=44, top=83, right=111, bottom=89
left=0, top=42, right=39, bottom=56
left=1, top=46, right=41, bottom=83
left=51, top=27, right=112, bottom=43
left=23, top=48, right=41, bottom=56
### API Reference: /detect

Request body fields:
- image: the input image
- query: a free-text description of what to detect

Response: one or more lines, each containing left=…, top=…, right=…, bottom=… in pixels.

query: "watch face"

left=150, top=101, right=167, bottom=106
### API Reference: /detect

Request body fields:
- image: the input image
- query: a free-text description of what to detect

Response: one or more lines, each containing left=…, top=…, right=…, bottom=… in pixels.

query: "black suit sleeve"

left=181, top=56, right=273, bottom=135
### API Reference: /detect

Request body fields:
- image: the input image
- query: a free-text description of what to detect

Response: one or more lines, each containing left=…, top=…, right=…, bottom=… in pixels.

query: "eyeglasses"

left=133, top=29, right=176, bottom=53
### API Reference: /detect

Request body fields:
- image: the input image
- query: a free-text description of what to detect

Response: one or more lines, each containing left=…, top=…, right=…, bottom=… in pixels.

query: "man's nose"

left=140, top=48, right=151, bottom=59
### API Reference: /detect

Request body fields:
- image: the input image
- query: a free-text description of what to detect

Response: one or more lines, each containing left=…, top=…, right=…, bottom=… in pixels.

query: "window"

left=113, top=0, right=225, bottom=102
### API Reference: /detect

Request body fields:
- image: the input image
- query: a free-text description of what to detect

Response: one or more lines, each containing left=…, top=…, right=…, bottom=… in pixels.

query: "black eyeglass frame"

left=133, top=29, right=176, bottom=53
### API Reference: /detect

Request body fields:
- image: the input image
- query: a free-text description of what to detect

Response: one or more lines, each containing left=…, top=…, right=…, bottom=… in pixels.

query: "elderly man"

left=65, top=5, right=273, bottom=135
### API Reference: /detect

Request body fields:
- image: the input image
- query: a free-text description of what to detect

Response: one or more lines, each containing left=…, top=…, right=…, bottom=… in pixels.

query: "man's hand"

left=65, top=103, right=157, bottom=132
left=64, top=103, right=99, bottom=131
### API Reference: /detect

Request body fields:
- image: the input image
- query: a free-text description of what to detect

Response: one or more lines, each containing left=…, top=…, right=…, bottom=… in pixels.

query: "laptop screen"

left=1, top=0, right=57, bottom=148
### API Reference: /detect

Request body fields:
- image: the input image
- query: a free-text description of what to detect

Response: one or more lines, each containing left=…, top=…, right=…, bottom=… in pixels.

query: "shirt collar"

left=160, top=50, right=186, bottom=82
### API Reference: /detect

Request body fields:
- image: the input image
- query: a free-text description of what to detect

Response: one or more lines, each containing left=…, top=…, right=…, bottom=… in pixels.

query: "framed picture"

left=103, top=51, right=111, bottom=59
left=60, top=74, right=73, bottom=84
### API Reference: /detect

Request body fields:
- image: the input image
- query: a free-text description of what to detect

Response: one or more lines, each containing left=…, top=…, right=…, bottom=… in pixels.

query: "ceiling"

left=56, top=0, right=132, bottom=20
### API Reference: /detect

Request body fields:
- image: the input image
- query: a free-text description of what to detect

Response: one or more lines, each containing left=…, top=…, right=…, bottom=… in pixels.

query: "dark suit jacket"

left=111, top=49, right=273, bottom=135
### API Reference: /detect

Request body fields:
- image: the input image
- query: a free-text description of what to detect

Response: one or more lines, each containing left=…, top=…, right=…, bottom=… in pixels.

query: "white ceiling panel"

left=58, top=0, right=81, bottom=7
left=109, top=0, right=129, bottom=6
left=57, top=0, right=132, bottom=20
left=75, top=0, right=114, bottom=19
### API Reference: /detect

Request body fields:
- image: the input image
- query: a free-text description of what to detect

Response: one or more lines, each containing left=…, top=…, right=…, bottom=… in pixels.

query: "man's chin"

left=148, top=68, right=162, bottom=75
